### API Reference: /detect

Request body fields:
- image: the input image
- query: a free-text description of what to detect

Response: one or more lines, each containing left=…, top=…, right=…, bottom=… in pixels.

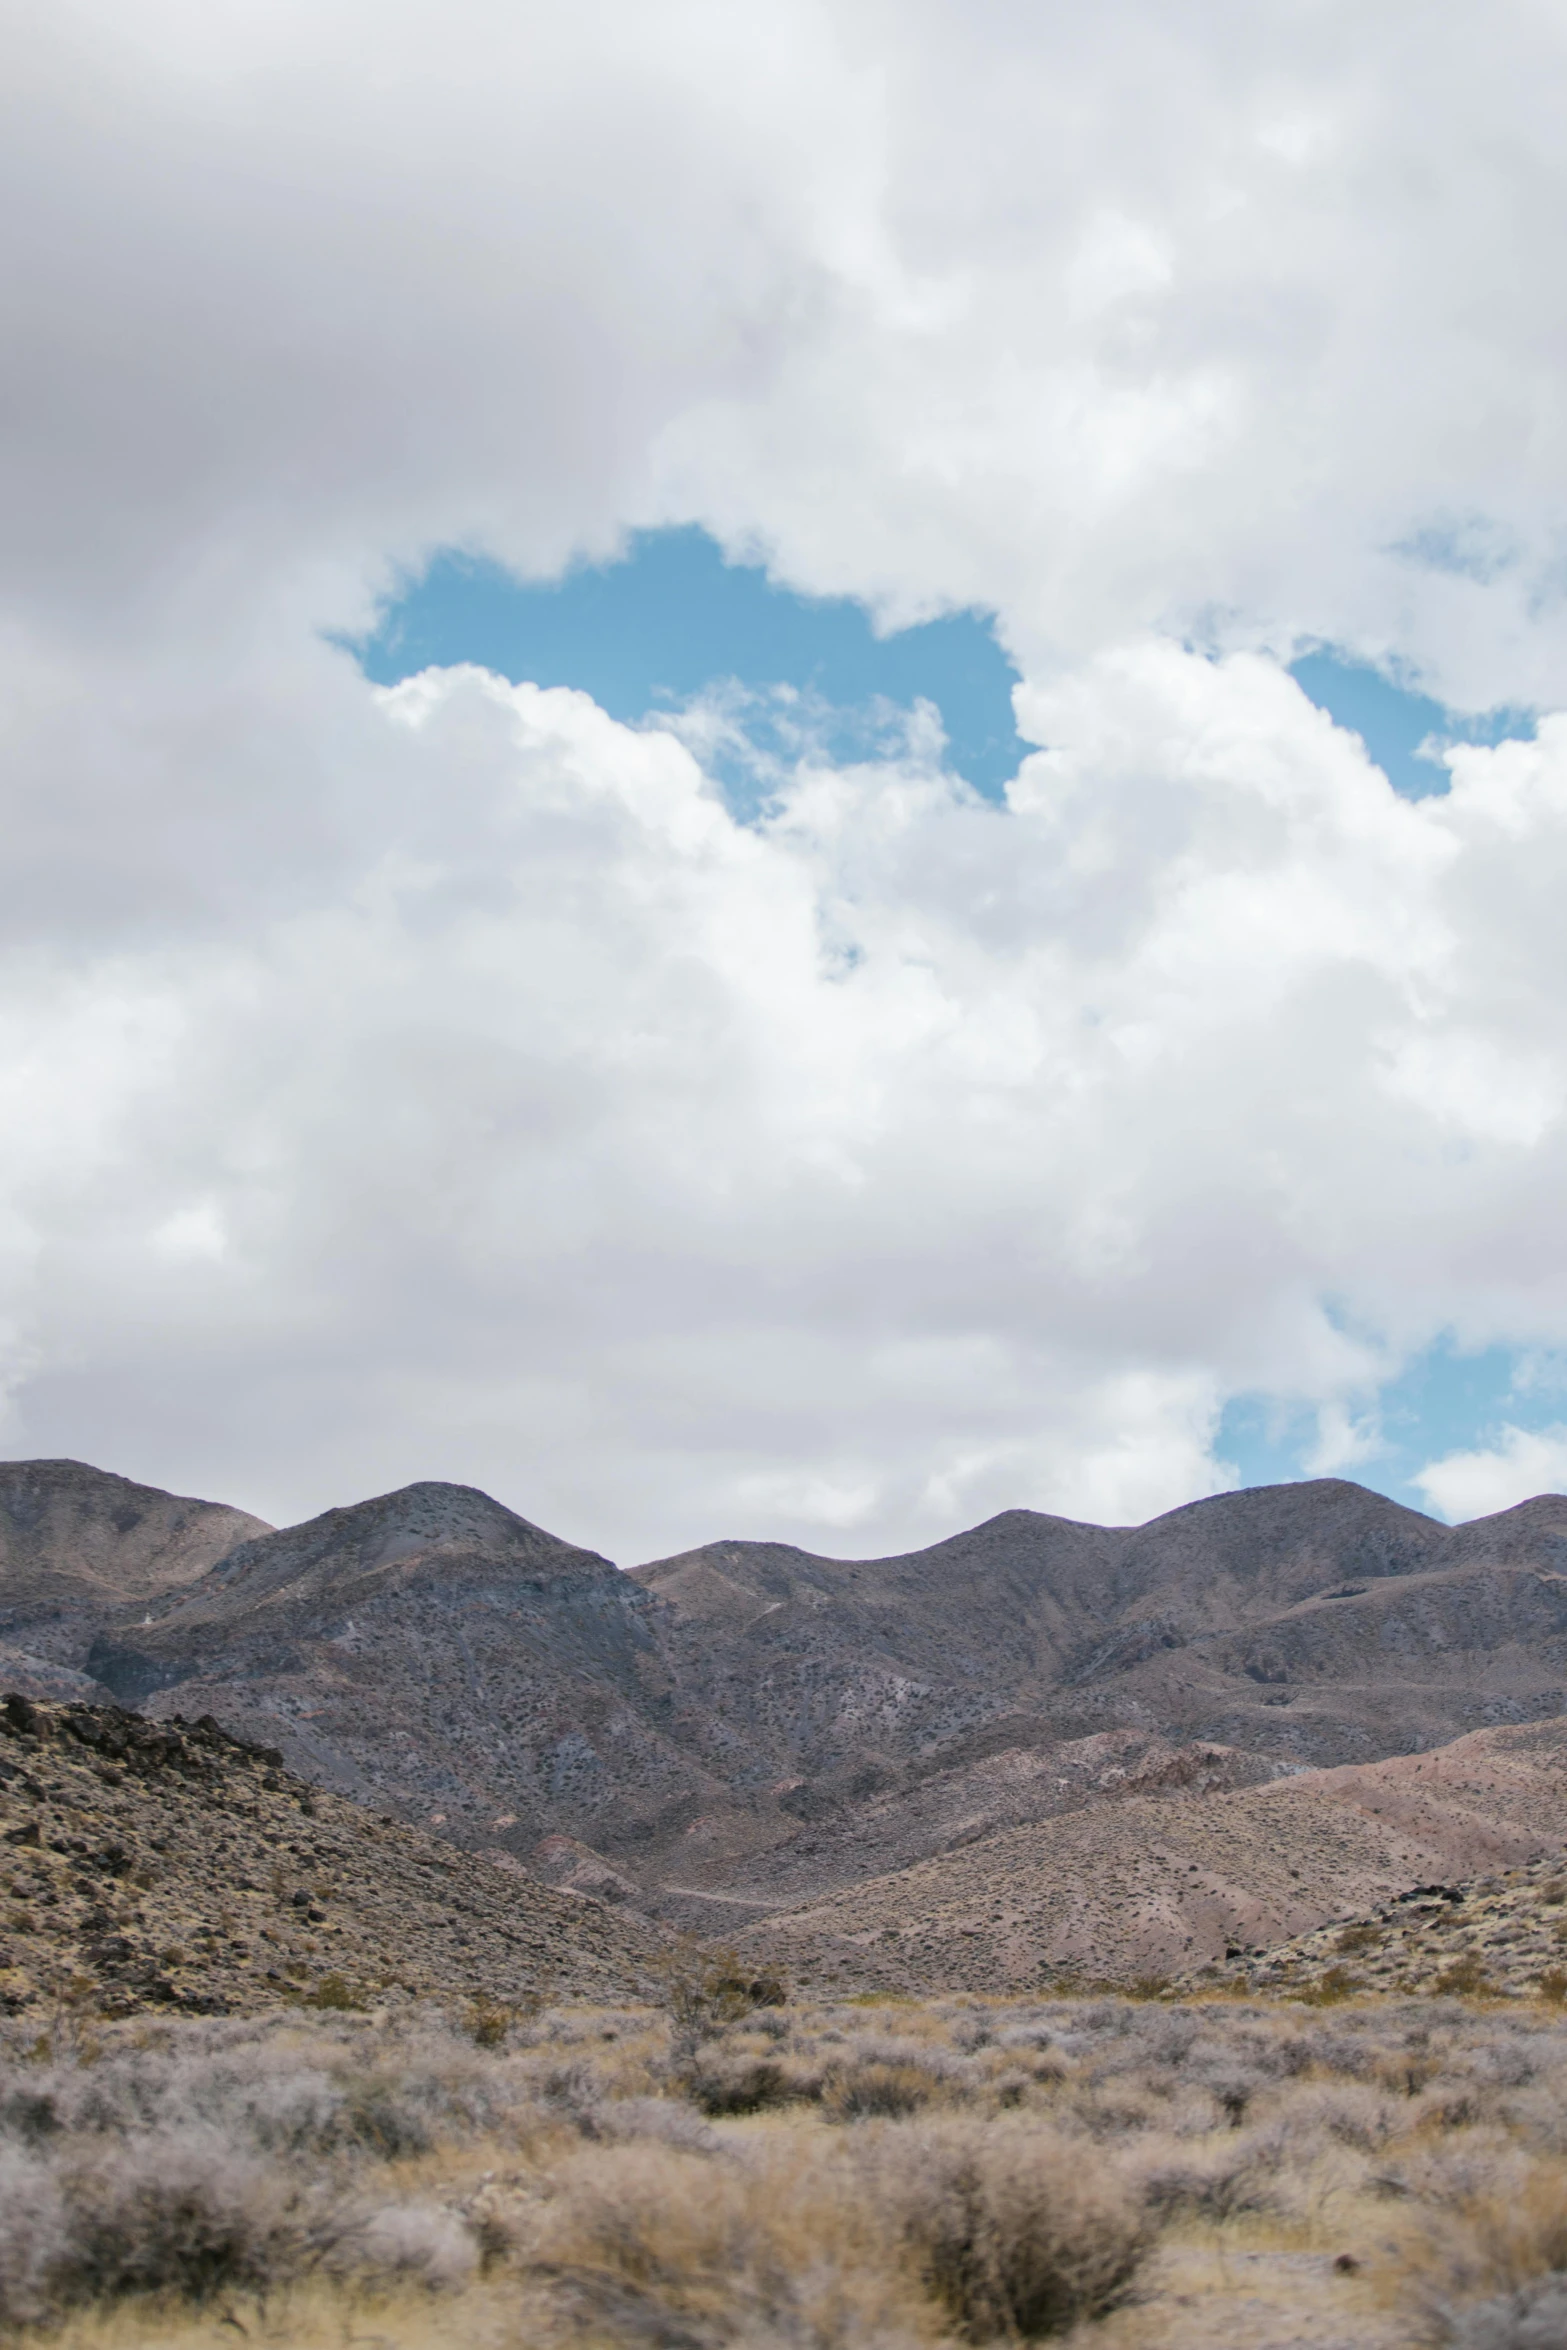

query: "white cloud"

left=5, top=647, right=1567, bottom=1558
left=1414, top=1427, right=1567, bottom=1522
left=8, top=2, right=1567, bottom=1552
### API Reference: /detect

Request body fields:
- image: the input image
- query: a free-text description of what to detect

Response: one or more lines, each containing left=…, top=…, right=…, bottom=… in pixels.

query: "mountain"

left=0, top=1459, right=271, bottom=1634
left=0, top=1459, right=271, bottom=1703
left=6, top=1462, right=1567, bottom=1951
left=624, top=1479, right=1567, bottom=1906
left=84, top=1481, right=739, bottom=1863
left=733, top=1714, right=1567, bottom=1993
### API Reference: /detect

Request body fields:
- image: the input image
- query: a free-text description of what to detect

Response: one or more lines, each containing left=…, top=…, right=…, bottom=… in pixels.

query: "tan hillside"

left=0, top=1460, right=269, bottom=1656
left=735, top=1714, right=1567, bottom=1992
left=0, top=1694, right=664, bottom=2023
left=1189, top=1842, right=1567, bottom=2001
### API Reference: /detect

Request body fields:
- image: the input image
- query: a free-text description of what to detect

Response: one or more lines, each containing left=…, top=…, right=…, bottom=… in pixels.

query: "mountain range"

left=4, top=1455, right=1567, bottom=1983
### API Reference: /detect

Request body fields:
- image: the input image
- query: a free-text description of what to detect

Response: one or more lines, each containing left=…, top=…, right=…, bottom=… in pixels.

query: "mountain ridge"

left=5, top=1460, right=1567, bottom=1955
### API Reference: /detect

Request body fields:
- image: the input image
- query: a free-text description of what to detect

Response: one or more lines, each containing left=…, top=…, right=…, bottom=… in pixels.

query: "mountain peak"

left=0, top=1458, right=272, bottom=1629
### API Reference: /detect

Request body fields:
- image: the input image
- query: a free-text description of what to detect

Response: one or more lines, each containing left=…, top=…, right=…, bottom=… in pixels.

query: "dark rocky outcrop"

left=0, top=1694, right=662, bottom=2019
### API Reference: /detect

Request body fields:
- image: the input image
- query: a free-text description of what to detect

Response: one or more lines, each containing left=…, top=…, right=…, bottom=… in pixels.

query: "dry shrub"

left=0, top=2127, right=478, bottom=2322
left=683, top=2050, right=815, bottom=2116
left=1297, top=1965, right=1360, bottom=2006
left=1128, top=2131, right=1282, bottom=2222
left=0, top=2146, right=67, bottom=2329
left=54, top=2131, right=316, bottom=2306
left=347, top=2202, right=477, bottom=2292
left=652, top=1944, right=787, bottom=2063
left=1441, top=2274, right=1567, bottom=2348
left=524, top=2139, right=931, bottom=2347
left=1270, top=2080, right=1401, bottom=2153
left=1433, top=1955, right=1493, bottom=1999
left=591, top=2094, right=717, bottom=2153
left=1397, top=2161, right=1567, bottom=2343
left=824, top=2059, right=944, bottom=2122
left=465, top=1994, right=515, bottom=2048
left=5, top=2019, right=518, bottom=2164
left=296, top=1972, right=365, bottom=2012
left=887, top=2119, right=1151, bottom=2340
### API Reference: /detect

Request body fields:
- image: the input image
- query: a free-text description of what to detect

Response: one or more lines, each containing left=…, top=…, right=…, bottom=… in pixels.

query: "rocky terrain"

left=0, top=1695, right=661, bottom=2022
left=1192, top=1841, right=1567, bottom=2002
left=632, top=1483, right=1567, bottom=1813
left=0, top=1460, right=270, bottom=1706
left=730, top=1715, right=1567, bottom=1993
left=7, top=1458, right=1567, bottom=1984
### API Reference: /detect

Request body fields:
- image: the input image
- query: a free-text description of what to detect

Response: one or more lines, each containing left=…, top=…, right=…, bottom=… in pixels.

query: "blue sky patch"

left=1290, top=650, right=1534, bottom=799
left=1219, top=1338, right=1567, bottom=1516
left=355, top=526, right=1028, bottom=803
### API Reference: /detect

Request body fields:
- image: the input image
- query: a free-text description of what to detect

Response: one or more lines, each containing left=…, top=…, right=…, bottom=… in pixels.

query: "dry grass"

left=7, top=1986, right=1567, bottom=2345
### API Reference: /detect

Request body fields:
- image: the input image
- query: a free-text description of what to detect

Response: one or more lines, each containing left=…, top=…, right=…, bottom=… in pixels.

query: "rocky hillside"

left=633, top=1482, right=1567, bottom=1803
left=0, top=1460, right=271, bottom=1705
left=0, top=1694, right=663, bottom=2022
left=732, top=1715, right=1567, bottom=1993
left=1183, top=1843, right=1567, bottom=2001
left=6, top=1461, right=1567, bottom=1936
left=84, top=1481, right=739, bottom=1864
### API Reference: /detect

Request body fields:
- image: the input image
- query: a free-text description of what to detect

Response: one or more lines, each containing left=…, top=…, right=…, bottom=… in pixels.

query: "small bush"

left=892, top=2120, right=1151, bottom=2339
left=526, top=2139, right=926, bottom=2345
left=347, top=2201, right=477, bottom=2292
left=0, top=2146, right=67, bottom=2328
left=1400, top=2165, right=1567, bottom=2342
left=684, top=2053, right=803, bottom=2116
left=1434, top=1955, right=1493, bottom=1998
left=824, top=2058, right=942, bottom=2121
left=1297, top=1965, right=1360, bottom=2006
left=1442, top=2274, right=1567, bottom=2348
left=465, top=1993, right=514, bottom=2048
left=651, top=1943, right=787, bottom=2060
left=57, top=2132, right=311, bottom=2305
left=1131, top=2135, right=1281, bottom=2222
left=297, top=1972, right=364, bottom=2012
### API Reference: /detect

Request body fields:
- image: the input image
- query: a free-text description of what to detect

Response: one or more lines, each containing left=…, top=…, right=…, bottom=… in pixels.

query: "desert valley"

left=5, top=1460, right=1567, bottom=2347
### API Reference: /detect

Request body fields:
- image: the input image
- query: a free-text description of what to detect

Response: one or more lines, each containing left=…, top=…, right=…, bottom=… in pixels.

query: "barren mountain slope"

left=12, top=1463, right=1567, bottom=1917
left=86, top=1482, right=746, bottom=1864
left=0, top=1461, right=272, bottom=1705
left=0, top=1693, right=663, bottom=2020
left=733, top=1714, right=1567, bottom=1992
left=628, top=1482, right=1567, bottom=1900
left=631, top=1481, right=1567, bottom=1808
left=645, top=1728, right=1298, bottom=1934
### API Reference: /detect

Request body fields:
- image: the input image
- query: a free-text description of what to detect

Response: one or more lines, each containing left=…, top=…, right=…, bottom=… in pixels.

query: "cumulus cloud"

left=7, top=644, right=1567, bottom=1555
left=1415, top=1428, right=1567, bottom=1523
left=8, top=1, right=1567, bottom=701
left=6, top=0, right=1567, bottom=1549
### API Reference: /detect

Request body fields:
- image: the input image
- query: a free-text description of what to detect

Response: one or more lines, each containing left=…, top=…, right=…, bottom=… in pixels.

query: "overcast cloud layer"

left=6, top=0, right=1567, bottom=1556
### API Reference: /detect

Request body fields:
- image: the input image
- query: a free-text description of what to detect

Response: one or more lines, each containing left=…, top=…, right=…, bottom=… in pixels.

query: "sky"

left=7, top=0, right=1567, bottom=1562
